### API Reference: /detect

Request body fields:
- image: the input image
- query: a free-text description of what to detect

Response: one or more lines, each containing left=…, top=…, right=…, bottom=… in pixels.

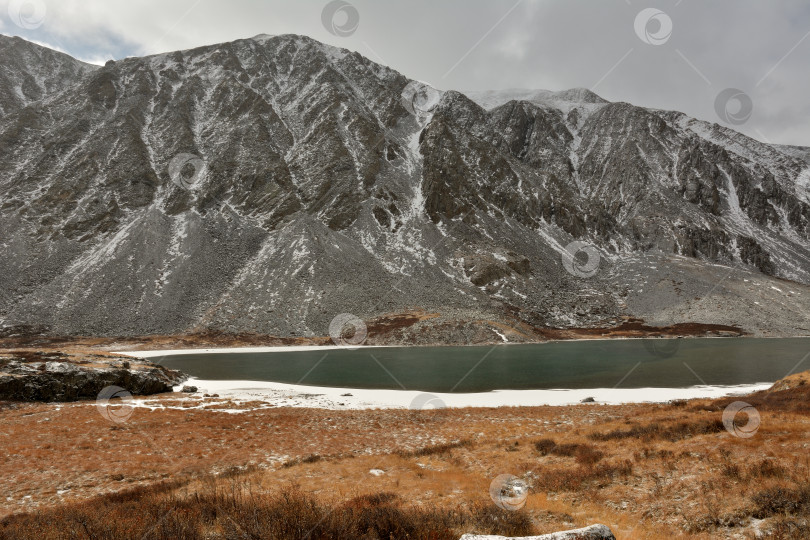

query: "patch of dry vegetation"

left=0, top=481, right=533, bottom=539
left=587, top=418, right=726, bottom=442
left=396, top=439, right=473, bottom=458
left=2, top=374, right=810, bottom=538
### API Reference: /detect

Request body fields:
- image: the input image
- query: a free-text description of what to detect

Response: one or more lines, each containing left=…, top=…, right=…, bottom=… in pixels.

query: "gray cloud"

left=0, top=0, right=807, bottom=145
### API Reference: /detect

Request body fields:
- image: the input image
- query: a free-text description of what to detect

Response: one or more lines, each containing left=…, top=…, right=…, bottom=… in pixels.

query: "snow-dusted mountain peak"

left=0, top=34, right=808, bottom=339
left=465, top=87, right=609, bottom=111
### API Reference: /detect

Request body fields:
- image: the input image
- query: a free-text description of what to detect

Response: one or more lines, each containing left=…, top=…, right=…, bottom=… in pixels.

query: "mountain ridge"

left=0, top=33, right=808, bottom=341
left=0, top=34, right=98, bottom=118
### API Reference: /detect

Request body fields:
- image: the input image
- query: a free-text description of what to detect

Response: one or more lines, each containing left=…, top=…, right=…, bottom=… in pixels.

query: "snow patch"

left=129, top=377, right=779, bottom=410
left=250, top=34, right=275, bottom=42
left=718, top=166, right=755, bottom=237
left=797, top=167, right=810, bottom=204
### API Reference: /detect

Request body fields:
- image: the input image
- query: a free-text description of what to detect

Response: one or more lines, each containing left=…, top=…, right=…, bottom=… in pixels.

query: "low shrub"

left=533, top=439, right=603, bottom=465
left=748, top=458, right=788, bottom=479
left=751, top=483, right=810, bottom=518
left=588, top=418, right=725, bottom=443
left=281, top=454, right=322, bottom=468
left=534, top=460, right=633, bottom=492
left=533, top=438, right=557, bottom=455
left=396, top=439, right=472, bottom=458
left=766, top=518, right=810, bottom=540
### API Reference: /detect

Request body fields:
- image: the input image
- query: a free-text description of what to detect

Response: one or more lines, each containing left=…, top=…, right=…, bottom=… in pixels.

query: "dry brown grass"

left=0, top=480, right=534, bottom=539
left=587, top=418, right=726, bottom=442
left=395, top=439, right=473, bottom=458
left=2, top=377, right=810, bottom=538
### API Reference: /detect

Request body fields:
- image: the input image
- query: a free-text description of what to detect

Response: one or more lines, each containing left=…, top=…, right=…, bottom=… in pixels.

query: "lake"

left=157, top=337, right=810, bottom=393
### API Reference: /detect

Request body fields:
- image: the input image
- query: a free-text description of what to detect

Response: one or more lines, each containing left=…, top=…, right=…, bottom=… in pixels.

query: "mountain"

left=1, top=34, right=809, bottom=341
left=0, top=35, right=97, bottom=118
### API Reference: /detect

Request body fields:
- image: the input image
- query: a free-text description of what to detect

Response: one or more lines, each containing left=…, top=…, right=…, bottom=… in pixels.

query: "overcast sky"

left=1, top=0, right=808, bottom=146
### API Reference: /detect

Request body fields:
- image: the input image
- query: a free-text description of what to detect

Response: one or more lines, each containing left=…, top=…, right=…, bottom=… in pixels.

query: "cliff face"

left=0, top=34, right=809, bottom=338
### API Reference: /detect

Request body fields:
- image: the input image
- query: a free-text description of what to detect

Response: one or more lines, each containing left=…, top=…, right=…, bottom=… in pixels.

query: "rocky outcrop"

left=767, top=370, right=810, bottom=393
left=460, top=523, right=616, bottom=539
left=0, top=352, right=184, bottom=402
left=462, top=252, right=531, bottom=287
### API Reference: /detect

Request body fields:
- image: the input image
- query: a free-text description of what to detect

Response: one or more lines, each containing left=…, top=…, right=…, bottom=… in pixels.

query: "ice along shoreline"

left=152, top=378, right=772, bottom=410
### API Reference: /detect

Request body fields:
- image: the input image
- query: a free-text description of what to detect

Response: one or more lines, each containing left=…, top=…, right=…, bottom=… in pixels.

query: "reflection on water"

left=159, top=338, right=810, bottom=393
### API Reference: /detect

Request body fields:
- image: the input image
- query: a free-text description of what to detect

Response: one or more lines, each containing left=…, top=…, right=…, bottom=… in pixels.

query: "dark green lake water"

left=158, top=338, right=810, bottom=393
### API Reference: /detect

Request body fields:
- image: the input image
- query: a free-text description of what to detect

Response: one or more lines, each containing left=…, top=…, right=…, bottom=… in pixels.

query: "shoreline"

left=151, top=378, right=774, bottom=410
left=111, top=334, right=810, bottom=358
left=113, top=343, right=398, bottom=358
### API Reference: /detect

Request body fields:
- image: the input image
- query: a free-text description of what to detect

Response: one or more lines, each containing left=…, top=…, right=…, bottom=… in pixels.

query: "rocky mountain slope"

left=0, top=34, right=809, bottom=340
left=0, top=35, right=97, bottom=118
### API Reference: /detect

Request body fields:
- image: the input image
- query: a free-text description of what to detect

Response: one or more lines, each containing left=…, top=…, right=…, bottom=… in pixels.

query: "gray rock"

left=0, top=353, right=184, bottom=402
left=181, top=385, right=198, bottom=393
left=459, top=523, right=616, bottom=539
